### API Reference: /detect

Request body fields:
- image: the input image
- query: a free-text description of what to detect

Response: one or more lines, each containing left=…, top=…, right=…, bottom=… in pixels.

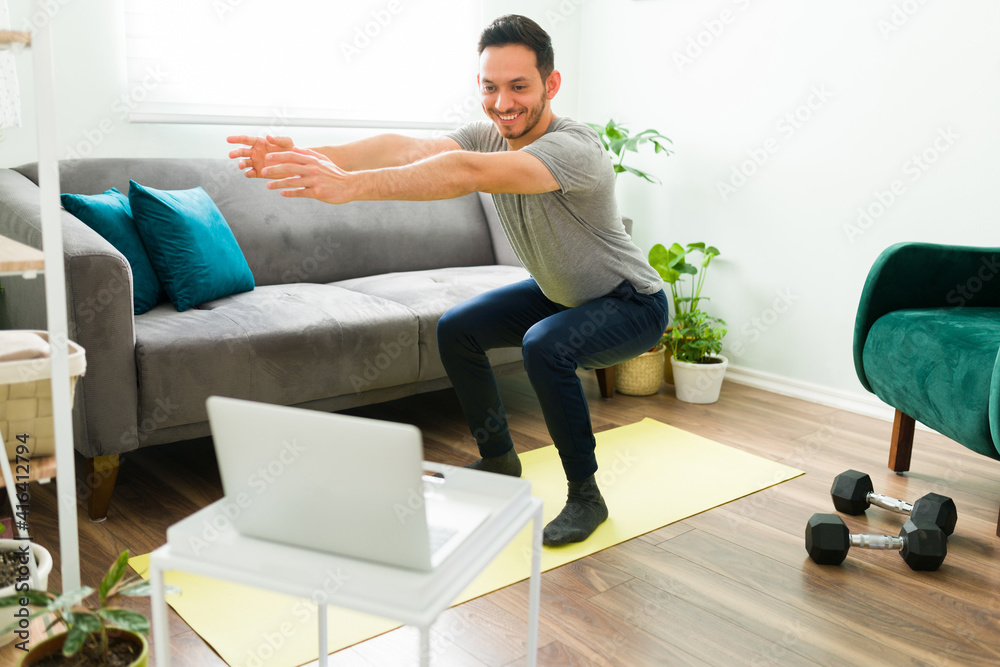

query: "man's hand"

left=260, top=148, right=356, bottom=204
left=227, top=134, right=299, bottom=178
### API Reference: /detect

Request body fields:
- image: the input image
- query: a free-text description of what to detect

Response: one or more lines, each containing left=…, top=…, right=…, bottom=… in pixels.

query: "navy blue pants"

left=437, top=278, right=670, bottom=481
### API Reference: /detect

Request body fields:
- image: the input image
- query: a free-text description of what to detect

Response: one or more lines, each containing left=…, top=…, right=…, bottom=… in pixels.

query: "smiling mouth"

left=495, top=111, right=522, bottom=123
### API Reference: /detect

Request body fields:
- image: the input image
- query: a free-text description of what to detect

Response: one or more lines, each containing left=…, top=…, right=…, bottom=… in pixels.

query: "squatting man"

left=228, top=15, right=669, bottom=546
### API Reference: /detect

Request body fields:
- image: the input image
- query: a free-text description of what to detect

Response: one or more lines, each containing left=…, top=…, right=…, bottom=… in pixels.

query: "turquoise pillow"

left=128, top=181, right=255, bottom=312
left=60, top=188, right=164, bottom=314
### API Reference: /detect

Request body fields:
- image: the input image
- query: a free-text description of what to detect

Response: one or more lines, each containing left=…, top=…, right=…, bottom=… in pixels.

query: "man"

left=228, top=14, right=669, bottom=546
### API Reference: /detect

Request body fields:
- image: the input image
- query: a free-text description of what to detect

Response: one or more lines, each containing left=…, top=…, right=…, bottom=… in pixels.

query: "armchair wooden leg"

left=889, top=409, right=915, bottom=473
left=996, top=503, right=1000, bottom=539
left=595, top=367, right=615, bottom=399
left=84, top=454, right=120, bottom=523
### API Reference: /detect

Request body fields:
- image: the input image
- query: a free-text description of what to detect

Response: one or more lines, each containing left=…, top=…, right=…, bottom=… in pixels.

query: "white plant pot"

left=0, top=540, right=53, bottom=647
left=671, top=355, right=729, bottom=404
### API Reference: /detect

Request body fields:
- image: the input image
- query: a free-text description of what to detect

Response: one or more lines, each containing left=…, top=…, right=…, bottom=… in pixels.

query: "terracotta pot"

left=18, top=627, right=148, bottom=667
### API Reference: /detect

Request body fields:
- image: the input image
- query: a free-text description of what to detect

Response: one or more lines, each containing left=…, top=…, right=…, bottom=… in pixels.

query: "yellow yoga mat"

left=130, top=418, right=803, bottom=667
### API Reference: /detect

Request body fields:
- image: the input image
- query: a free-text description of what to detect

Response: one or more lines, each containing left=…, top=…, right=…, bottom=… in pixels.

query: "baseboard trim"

left=724, top=364, right=897, bottom=423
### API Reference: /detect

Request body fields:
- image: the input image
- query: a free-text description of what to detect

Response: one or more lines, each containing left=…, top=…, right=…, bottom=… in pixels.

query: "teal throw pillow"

left=128, top=181, right=255, bottom=312
left=60, top=188, right=165, bottom=314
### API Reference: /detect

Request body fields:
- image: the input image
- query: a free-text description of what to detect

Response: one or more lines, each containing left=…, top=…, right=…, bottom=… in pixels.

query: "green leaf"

left=0, top=590, right=52, bottom=608
left=98, top=608, right=150, bottom=635
left=119, top=581, right=181, bottom=597
left=620, top=165, right=661, bottom=184
left=62, top=626, right=92, bottom=656
left=46, top=587, right=93, bottom=615
left=0, top=608, right=50, bottom=635
left=100, top=551, right=130, bottom=605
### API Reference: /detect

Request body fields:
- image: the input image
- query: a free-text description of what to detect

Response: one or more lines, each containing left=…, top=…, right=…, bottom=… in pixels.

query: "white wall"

left=578, top=0, right=1000, bottom=403
left=0, top=0, right=583, bottom=166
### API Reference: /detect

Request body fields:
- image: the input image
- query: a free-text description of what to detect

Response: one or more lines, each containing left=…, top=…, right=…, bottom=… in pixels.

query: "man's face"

left=478, top=44, right=556, bottom=148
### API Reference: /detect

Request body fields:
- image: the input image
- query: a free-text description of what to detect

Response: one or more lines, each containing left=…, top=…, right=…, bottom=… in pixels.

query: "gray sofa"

left=0, top=158, right=541, bottom=520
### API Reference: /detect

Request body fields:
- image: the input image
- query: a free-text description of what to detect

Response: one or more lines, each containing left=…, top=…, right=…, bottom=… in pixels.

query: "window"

left=123, top=0, right=483, bottom=129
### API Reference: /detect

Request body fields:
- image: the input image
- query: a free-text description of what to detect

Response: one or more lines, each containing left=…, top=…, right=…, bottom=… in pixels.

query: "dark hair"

left=477, top=14, right=554, bottom=79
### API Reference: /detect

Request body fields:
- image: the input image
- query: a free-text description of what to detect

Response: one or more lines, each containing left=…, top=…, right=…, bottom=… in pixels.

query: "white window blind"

left=123, top=0, right=484, bottom=129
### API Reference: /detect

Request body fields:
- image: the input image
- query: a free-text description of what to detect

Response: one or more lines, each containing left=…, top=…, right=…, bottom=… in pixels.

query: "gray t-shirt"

left=448, top=117, right=663, bottom=307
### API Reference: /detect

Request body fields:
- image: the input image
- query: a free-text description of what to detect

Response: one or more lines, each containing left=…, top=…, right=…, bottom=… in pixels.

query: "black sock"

left=543, top=475, right=608, bottom=547
left=464, top=448, right=522, bottom=477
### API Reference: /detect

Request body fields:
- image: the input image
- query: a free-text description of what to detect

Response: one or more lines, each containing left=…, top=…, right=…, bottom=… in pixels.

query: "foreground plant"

left=0, top=550, right=178, bottom=666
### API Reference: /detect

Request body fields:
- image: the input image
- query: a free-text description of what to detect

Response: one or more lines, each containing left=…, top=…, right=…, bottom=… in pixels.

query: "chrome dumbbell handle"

left=866, top=492, right=913, bottom=515
left=850, top=533, right=905, bottom=551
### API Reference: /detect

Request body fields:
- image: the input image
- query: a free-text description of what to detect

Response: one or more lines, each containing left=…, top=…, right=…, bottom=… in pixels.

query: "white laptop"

left=205, top=395, right=492, bottom=571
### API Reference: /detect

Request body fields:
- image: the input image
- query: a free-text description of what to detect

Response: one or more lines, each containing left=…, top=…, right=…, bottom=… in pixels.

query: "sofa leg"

left=595, top=367, right=615, bottom=399
left=84, top=454, right=120, bottom=523
left=889, top=409, right=915, bottom=473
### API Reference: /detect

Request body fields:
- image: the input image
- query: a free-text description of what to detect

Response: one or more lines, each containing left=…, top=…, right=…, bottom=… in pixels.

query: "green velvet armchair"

left=854, top=242, right=1000, bottom=537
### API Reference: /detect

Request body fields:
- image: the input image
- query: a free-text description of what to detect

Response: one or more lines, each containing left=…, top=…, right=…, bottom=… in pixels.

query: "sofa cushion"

left=335, top=265, right=530, bottom=380
left=129, top=181, right=255, bottom=312
left=134, top=284, right=420, bottom=431
left=59, top=188, right=164, bottom=314
left=863, top=307, right=1000, bottom=459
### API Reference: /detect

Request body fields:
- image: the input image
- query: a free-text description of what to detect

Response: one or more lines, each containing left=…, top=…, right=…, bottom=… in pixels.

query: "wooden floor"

left=10, top=373, right=1000, bottom=666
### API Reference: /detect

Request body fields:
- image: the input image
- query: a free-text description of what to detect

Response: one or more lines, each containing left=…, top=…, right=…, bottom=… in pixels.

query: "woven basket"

left=615, top=348, right=666, bottom=396
left=0, top=331, right=86, bottom=460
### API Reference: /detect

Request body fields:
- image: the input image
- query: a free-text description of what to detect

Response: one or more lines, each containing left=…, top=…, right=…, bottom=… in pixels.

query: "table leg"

left=526, top=503, right=542, bottom=667
left=150, top=557, right=170, bottom=667
left=318, top=604, right=328, bottom=667
left=419, top=625, right=430, bottom=667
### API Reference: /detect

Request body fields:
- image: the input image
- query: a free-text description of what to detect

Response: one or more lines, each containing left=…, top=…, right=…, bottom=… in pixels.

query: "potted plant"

left=588, top=119, right=673, bottom=394
left=586, top=118, right=673, bottom=184
left=648, top=242, right=723, bottom=385
left=0, top=549, right=177, bottom=666
left=669, top=309, right=729, bottom=404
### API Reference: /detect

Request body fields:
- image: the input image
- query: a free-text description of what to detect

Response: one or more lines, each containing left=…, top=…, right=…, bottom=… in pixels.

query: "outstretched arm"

left=260, top=148, right=560, bottom=204
left=227, top=134, right=459, bottom=177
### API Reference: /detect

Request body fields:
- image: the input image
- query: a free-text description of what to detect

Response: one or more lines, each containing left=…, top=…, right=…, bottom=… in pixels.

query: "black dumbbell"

left=830, top=469, right=957, bottom=536
left=805, top=513, right=947, bottom=571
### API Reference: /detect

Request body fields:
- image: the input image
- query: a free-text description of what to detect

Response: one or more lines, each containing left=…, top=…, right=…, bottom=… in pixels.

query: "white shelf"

left=1, top=5, right=81, bottom=592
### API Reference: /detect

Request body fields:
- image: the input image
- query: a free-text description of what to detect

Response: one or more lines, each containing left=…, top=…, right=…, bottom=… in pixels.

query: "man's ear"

left=545, top=70, right=562, bottom=100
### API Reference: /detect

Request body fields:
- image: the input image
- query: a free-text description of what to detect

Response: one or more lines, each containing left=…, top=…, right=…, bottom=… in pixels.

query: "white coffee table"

left=148, top=462, right=543, bottom=666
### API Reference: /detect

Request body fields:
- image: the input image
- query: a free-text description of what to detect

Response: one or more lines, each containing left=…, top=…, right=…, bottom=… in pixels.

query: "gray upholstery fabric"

left=2, top=159, right=536, bottom=461
left=334, top=265, right=530, bottom=380
left=479, top=192, right=522, bottom=267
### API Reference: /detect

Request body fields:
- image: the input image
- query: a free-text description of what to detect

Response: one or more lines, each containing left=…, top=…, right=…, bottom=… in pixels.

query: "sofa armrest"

left=0, top=168, right=139, bottom=458
left=854, top=242, right=1000, bottom=391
